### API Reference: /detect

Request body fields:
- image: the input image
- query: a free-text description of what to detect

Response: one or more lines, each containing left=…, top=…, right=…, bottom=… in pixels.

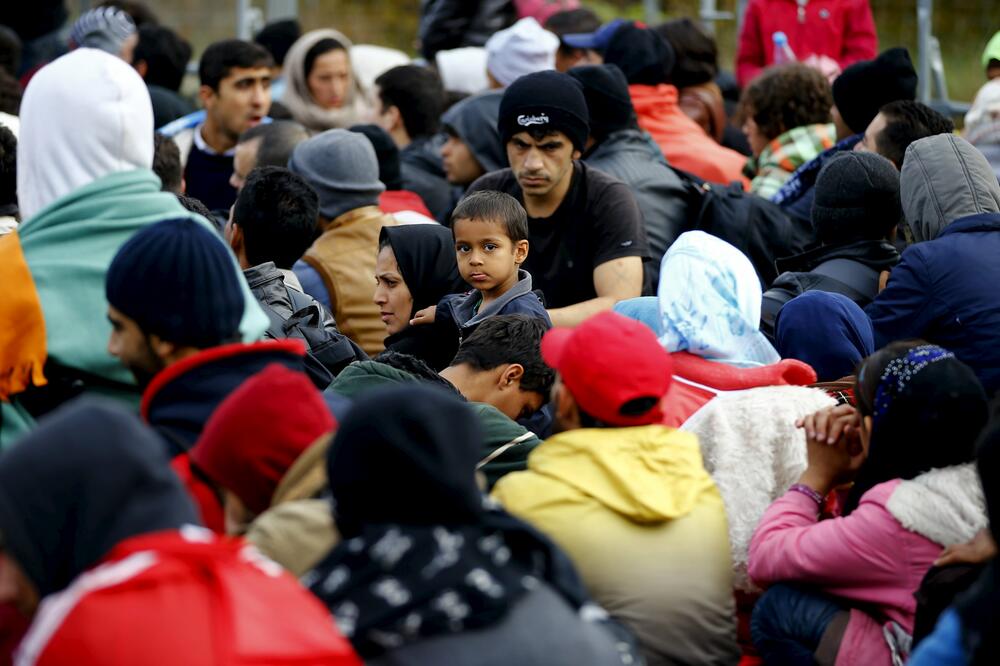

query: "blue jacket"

left=866, top=213, right=1000, bottom=393
left=908, top=609, right=967, bottom=665
left=438, top=270, right=551, bottom=343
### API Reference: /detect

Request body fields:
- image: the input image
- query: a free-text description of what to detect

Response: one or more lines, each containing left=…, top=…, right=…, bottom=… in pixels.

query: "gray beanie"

left=288, top=129, right=385, bottom=221
left=812, top=151, right=902, bottom=245
left=70, top=7, right=136, bottom=55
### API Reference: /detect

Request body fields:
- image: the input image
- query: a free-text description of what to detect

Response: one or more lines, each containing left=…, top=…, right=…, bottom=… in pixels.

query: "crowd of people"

left=0, top=0, right=999, bottom=664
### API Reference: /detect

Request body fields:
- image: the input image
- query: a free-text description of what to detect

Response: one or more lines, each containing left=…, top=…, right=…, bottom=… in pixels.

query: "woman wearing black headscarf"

left=304, top=384, right=636, bottom=666
left=374, top=224, right=468, bottom=370
left=747, top=341, right=989, bottom=665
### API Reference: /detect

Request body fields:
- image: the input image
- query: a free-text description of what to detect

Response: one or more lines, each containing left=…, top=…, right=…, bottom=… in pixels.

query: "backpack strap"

left=809, top=258, right=878, bottom=301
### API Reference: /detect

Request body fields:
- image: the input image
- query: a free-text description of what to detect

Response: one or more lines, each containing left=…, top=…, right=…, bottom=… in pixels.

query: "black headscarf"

left=0, top=397, right=198, bottom=598
left=846, top=345, right=988, bottom=514
left=380, top=224, right=467, bottom=370
left=304, top=385, right=593, bottom=658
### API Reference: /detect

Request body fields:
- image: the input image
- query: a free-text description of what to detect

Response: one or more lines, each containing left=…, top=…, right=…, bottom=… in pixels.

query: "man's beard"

left=127, top=337, right=168, bottom=390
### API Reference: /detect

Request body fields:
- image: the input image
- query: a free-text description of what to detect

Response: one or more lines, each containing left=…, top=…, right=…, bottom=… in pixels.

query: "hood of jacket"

left=901, top=134, right=1000, bottom=243
left=141, top=340, right=309, bottom=457
left=439, top=269, right=535, bottom=329
left=774, top=239, right=900, bottom=274
left=0, top=398, right=197, bottom=597
left=527, top=425, right=716, bottom=523
left=401, top=135, right=447, bottom=178
left=886, top=464, right=987, bottom=546
left=586, top=128, right=665, bottom=165
left=440, top=90, right=506, bottom=173
left=326, top=359, right=421, bottom=400
left=18, top=48, right=154, bottom=220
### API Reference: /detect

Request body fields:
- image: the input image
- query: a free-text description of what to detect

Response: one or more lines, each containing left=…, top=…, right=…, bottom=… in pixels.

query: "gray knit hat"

left=70, top=7, right=136, bottom=55
left=812, top=151, right=902, bottom=244
left=287, top=129, right=385, bottom=221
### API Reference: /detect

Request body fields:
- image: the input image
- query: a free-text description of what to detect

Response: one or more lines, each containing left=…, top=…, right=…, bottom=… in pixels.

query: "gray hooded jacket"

left=441, top=91, right=506, bottom=176
left=900, top=133, right=1000, bottom=242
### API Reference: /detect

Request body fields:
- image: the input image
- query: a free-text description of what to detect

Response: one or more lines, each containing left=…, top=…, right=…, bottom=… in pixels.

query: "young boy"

left=411, top=190, right=551, bottom=340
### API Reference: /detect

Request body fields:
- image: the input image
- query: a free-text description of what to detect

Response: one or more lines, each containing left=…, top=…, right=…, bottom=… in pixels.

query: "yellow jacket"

left=492, top=425, right=738, bottom=666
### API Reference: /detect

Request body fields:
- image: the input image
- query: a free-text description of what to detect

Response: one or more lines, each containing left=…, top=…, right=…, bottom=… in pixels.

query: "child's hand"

left=410, top=306, right=436, bottom=326
left=796, top=405, right=865, bottom=495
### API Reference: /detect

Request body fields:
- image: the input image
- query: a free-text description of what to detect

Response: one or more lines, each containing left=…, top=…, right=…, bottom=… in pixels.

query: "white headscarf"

left=281, top=29, right=369, bottom=132
left=17, top=48, right=153, bottom=220
left=964, top=79, right=1000, bottom=146
left=658, top=231, right=780, bottom=367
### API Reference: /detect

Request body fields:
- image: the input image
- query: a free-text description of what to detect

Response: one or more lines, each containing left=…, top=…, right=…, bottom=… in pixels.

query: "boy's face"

left=453, top=218, right=528, bottom=297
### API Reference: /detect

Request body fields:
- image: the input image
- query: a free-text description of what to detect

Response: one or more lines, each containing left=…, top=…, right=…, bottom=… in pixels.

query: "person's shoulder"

left=468, top=168, right=517, bottom=194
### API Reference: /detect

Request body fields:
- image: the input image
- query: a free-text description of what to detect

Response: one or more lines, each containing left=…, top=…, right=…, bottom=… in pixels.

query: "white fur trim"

left=682, top=385, right=836, bottom=591
left=886, top=464, right=987, bottom=546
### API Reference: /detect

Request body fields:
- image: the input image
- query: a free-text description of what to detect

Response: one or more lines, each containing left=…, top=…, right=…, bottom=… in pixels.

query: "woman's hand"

left=410, top=306, right=436, bottom=326
left=934, top=529, right=998, bottom=567
left=796, top=405, right=866, bottom=496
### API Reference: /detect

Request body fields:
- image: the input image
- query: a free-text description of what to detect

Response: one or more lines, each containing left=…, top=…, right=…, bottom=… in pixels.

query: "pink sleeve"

left=748, top=487, right=902, bottom=591
left=736, top=2, right=765, bottom=87
left=839, top=0, right=878, bottom=67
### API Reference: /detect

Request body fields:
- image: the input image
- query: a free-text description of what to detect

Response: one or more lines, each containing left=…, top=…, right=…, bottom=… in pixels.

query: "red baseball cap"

left=541, top=311, right=673, bottom=427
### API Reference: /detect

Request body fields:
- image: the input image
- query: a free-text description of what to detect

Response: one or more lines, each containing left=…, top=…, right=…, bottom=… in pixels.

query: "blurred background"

left=65, top=0, right=994, bottom=109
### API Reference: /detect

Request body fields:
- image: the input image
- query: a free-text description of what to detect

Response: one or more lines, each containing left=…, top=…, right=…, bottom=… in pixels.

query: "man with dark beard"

left=106, top=217, right=315, bottom=456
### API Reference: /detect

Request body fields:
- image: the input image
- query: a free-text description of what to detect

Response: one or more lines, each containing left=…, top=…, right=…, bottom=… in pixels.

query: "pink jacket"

left=736, top=0, right=878, bottom=87
left=748, top=480, right=940, bottom=666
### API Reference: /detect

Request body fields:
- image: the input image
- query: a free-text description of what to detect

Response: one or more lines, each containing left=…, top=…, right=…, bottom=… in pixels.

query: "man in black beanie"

left=106, top=217, right=319, bottom=456
left=760, top=151, right=902, bottom=337
left=774, top=48, right=918, bottom=226
left=468, top=70, right=647, bottom=327
left=570, top=63, right=688, bottom=286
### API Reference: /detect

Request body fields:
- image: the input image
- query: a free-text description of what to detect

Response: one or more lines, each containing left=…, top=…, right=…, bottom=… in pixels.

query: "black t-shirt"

left=184, top=142, right=237, bottom=215
left=468, top=162, right=647, bottom=308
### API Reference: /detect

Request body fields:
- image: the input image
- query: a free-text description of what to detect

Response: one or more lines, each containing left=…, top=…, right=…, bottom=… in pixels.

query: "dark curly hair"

left=738, top=63, right=832, bottom=142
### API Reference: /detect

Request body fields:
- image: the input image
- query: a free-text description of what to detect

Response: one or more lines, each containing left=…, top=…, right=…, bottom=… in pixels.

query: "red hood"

left=379, top=190, right=433, bottom=218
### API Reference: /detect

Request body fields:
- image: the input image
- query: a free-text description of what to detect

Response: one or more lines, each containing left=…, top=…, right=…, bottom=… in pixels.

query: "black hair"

left=232, top=166, right=319, bottom=269
left=374, top=65, right=444, bottom=139
left=245, top=120, right=310, bottom=168
left=876, top=100, right=955, bottom=168
left=654, top=19, right=718, bottom=88
left=451, top=190, right=528, bottom=242
left=450, top=315, right=555, bottom=399
left=349, top=124, right=403, bottom=190
left=254, top=19, right=301, bottom=67
left=133, top=24, right=191, bottom=91
left=544, top=8, right=601, bottom=57
left=0, top=125, right=16, bottom=210
left=152, top=133, right=182, bottom=193
left=175, top=194, right=215, bottom=223
left=303, top=37, right=347, bottom=80
left=0, top=25, right=22, bottom=77
left=199, top=39, right=274, bottom=91
left=0, top=70, right=21, bottom=116
left=97, top=0, right=159, bottom=27
left=373, top=350, right=465, bottom=398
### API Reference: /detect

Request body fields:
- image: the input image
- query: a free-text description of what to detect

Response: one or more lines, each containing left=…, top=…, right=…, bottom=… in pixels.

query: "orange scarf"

left=0, top=231, right=47, bottom=400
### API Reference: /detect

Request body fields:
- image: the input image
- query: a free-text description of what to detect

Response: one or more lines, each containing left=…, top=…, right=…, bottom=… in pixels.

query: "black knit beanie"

left=812, top=151, right=902, bottom=244
left=568, top=64, right=636, bottom=141
left=106, top=218, right=244, bottom=348
left=498, top=70, right=590, bottom=152
left=603, top=22, right=676, bottom=86
left=832, top=47, right=918, bottom=135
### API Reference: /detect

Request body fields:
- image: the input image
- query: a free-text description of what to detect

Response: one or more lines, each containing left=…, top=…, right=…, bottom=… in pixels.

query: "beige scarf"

left=281, top=28, right=369, bottom=131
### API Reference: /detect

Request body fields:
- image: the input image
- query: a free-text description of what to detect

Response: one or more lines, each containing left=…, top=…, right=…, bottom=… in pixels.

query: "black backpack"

left=675, top=170, right=816, bottom=287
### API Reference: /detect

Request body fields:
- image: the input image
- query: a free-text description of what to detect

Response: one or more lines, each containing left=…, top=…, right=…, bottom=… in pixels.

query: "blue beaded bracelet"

left=789, top=483, right=825, bottom=504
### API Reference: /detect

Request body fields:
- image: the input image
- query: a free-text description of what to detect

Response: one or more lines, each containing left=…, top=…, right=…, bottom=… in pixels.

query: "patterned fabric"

left=746, top=123, right=837, bottom=200
left=305, top=521, right=553, bottom=658
left=658, top=231, right=780, bottom=367
left=772, top=133, right=862, bottom=206
left=872, top=345, right=955, bottom=422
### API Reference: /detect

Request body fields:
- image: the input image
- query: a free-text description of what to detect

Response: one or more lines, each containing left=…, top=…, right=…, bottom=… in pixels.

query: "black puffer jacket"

left=418, top=0, right=517, bottom=61
left=245, top=262, right=367, bottom=387
left=760, top=240, right=899, bottom=338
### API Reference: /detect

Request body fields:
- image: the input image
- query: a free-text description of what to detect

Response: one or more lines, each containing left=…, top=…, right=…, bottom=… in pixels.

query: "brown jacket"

left=301, top=206, right=400, bottom=355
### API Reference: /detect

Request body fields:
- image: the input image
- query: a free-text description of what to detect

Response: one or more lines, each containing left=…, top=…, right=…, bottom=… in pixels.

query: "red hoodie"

left=629, top=84, right=750, bottom=187
left=735, top=0, right=878, bottom=87
left=17, top=530, right=361, bottom=666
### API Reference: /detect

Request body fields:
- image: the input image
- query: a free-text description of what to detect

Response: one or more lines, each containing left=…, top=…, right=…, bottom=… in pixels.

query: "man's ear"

left=555, top=382, right=579, bottom=427
left=386, top=105, right=404, bottom=133
left=513, top=239, right=529, bottom=265
left=572, top=149, right=582, bottom=160
left=229, top=223, right=244, bottom=254
left=148, top=333, right=178, bottom=363
left=134, top=59, right=149, bottom=79
left=498, top=363, right=525, bottom=390
left=198, top=84, right=216, bottom=109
